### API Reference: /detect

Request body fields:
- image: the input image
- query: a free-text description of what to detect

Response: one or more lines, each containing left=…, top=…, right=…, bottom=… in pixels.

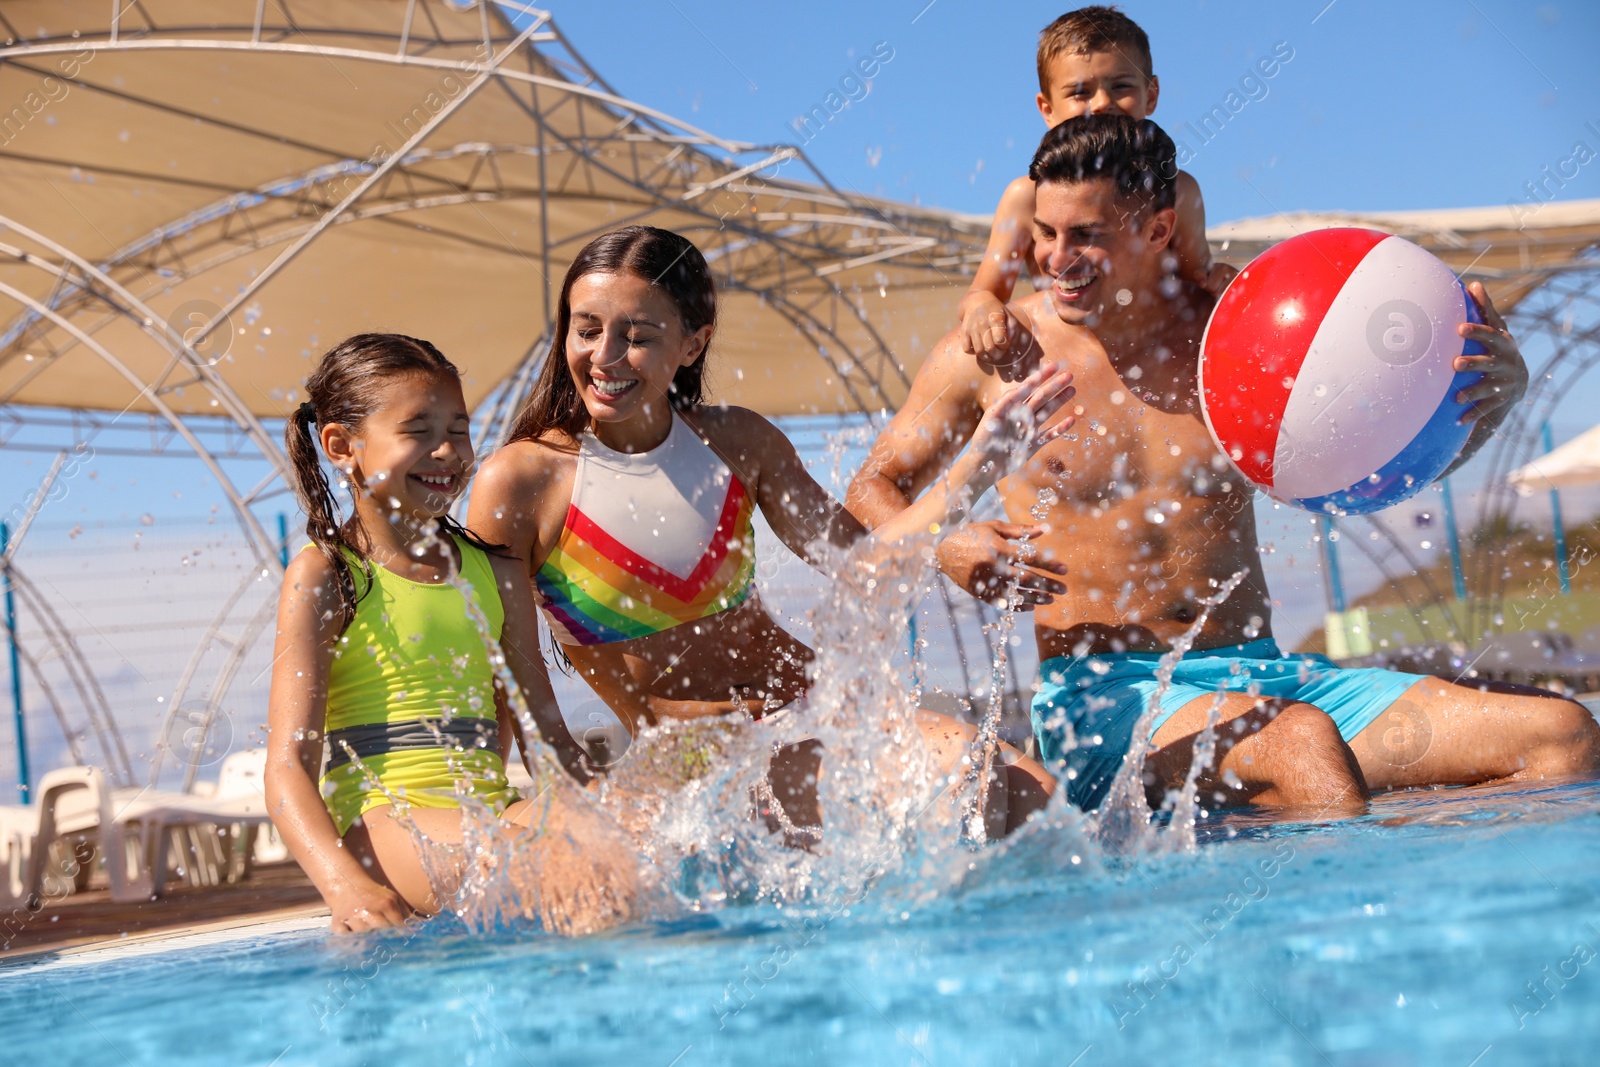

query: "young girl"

left=468, top=226, right=1076, bottom=841
left=264, top=334, right=642, bottom=935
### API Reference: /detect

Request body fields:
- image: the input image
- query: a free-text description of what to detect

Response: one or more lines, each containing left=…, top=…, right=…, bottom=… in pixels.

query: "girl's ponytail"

left=284, top=399, right=370, bottom=627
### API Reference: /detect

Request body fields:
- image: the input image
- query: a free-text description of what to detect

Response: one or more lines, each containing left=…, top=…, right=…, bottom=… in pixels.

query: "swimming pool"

left=4, top=777, right=1596, bottom=1066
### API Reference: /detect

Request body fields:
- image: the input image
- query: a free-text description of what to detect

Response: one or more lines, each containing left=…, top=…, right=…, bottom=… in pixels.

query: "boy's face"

left=1032, top=177, right=1174, bottom=329
left=1037, top=50, right=1158, bottom=127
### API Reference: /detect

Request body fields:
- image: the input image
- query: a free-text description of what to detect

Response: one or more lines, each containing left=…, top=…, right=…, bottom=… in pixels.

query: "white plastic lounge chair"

left=12, top=764, right=275, bottom=906
left=1, top=765, right=110, bottom=906
left=214, top=748, right=288, bottom=864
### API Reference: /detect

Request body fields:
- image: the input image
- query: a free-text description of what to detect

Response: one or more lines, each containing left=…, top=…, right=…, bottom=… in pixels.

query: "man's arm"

left=847, top=329, right=986, bottom=527
left=846, top=329, right=1068, bottom=607
left=1442, top=282, right=1529, bottom=477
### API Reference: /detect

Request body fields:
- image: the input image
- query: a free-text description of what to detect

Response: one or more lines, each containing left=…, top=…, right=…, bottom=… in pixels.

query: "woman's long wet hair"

left=506, top=226, right=718, bottom=446
left=286, top=332, right=497, bottom=628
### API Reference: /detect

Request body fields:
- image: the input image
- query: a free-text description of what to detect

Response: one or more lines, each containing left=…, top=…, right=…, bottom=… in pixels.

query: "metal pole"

left=2, top=522, right=29, bottom=803
left=1441, top=478, right=1468, bottom=602
left=907, top=608, right=922, bottom=691
left=277, top=511, right=290, bottom=569
left=1320, top=514, right=1347, bottom=614
left=1541, top=421, right=1572, bottom=595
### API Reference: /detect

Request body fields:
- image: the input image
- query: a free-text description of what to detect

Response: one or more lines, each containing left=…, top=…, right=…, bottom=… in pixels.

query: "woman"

left=468, top=226, right=1070, bottom=838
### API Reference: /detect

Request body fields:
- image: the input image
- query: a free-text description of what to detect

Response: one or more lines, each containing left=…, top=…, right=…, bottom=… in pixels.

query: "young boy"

left=958, top=6, right=1235, bottom=360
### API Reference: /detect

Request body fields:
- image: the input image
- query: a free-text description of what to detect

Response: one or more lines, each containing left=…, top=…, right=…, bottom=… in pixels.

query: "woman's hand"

left=968, top=359, right=1077, bottom=473
left=326, top=877, right=412, bottom=934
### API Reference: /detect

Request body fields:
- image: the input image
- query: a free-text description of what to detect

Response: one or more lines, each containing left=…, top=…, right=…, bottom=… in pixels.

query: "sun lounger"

left=8, top=762, right=276, bottom=907
left=2, top=766, right=109, bottom=906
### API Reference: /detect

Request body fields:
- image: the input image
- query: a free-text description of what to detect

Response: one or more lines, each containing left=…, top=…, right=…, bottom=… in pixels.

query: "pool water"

left=4, top=777, right=1597, bottom=1066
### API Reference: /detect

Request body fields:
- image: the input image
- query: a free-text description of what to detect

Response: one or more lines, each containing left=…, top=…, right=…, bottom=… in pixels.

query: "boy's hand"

left=961, top=292, right=1010, bottom=356
left=962, top=294, right=1035, bottom=368
left=1454, top=281, right=1528, bottom=425
left=936, top=520, right=1068, bottom=608
left=961, top=295, right=1040, bottom=381
left=1202, top=261, right=1239, bottom=297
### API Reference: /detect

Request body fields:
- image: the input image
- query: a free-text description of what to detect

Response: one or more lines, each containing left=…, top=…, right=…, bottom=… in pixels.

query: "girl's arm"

left=488, top=552, right=594, bottom=784
left=263, top=550, right=410, bottom=933
left=958, top=176, right=1039, bottom=360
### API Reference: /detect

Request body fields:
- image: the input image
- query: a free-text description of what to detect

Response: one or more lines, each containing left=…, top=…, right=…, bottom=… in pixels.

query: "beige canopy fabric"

left=0, top=0, right=986, bottom=422
left=1208, top=199, right=1600, bottom=315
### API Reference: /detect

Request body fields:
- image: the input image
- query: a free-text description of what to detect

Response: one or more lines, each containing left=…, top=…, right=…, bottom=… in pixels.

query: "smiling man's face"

left=1032, top=177, right=1174, bottom=329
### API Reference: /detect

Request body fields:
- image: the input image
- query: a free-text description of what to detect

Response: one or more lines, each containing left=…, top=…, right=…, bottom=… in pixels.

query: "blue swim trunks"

left=1031, top=638, right=1425, bottom=811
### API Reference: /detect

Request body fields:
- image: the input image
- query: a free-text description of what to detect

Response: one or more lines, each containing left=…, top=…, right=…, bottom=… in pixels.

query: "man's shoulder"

left=907, top=322, right=990, bottom=396
left=1015, top=292, right=1109, bottom=369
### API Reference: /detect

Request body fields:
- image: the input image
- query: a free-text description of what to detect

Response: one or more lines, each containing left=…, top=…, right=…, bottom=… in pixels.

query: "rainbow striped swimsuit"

left=536, top=415, right=757, bottom=646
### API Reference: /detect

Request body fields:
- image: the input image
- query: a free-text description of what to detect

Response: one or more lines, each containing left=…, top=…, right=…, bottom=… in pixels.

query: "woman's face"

left=564, top=271, right=709, bottom=427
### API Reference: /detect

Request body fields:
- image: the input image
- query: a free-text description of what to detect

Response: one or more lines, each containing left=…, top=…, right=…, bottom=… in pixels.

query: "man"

left=848, top=114, right=1599, bottom=814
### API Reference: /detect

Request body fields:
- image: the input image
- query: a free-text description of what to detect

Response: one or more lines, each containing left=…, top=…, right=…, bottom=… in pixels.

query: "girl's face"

left=324, top=371, right=474, bottom=519
left=565, top=271, right=709, bottom=428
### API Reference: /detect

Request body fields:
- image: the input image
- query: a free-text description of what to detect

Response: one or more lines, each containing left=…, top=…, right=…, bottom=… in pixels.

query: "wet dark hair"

left=286, top=332, right=498, bottom=628
left=506, top=225, right=717, bottom=446
left=1029, top=113, right=1177, bottom=214
left=1037, top=6, right=1154, bottom=93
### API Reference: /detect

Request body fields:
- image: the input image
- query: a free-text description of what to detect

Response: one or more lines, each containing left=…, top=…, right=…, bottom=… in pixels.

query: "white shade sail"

left=1508, top=424, right=1600, bottom=492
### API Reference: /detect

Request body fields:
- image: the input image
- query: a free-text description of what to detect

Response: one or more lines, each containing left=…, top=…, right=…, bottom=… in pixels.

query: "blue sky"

left=545, top=0, right=1600, bottom=223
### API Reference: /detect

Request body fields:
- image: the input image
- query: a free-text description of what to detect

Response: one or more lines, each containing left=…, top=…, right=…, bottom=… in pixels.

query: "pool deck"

left=1, top=862, right=328, bottom=963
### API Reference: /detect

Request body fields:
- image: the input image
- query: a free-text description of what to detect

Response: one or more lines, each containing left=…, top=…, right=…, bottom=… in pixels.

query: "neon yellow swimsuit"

left=317, top=536, right=516, bottom=834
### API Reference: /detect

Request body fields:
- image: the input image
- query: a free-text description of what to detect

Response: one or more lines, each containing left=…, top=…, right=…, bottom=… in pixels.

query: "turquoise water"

left=4, top=778, right=1597, bottom=1066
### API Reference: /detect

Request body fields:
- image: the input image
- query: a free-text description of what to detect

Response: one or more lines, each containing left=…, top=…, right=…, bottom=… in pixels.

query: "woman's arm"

left=721, top=361, right=1076, bottom=563
left=488, top=553, right=593, bottom=784
left=263, top=550, right=410, bottom=933
left=872, top=360, right=1076, bottom=543
left=469, top=446, right=599, bottom=779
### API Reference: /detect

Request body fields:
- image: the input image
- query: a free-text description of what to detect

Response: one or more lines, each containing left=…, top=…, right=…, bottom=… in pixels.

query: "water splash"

left=958, top=486, right=1057, bottom=843
left=373, top=518, right=666, bottom=934
left=1090, top=569, right=1250, bottom=856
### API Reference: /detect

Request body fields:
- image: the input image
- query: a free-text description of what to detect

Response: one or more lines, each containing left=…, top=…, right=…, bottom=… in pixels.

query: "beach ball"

left=1199, top=227, right=1485, bottom=515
